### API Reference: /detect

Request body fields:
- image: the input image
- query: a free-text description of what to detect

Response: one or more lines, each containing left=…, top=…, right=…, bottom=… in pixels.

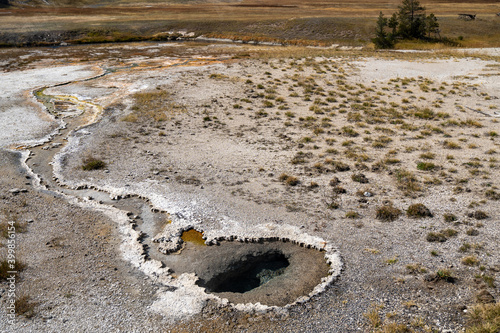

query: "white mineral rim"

left=3, top=77, right=343, bottom=322
left=52, top=138, right=344, bottom=318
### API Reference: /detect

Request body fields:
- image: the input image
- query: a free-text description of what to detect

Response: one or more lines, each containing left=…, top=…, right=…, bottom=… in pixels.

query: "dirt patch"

left=1, top=43, right=499, bottom=331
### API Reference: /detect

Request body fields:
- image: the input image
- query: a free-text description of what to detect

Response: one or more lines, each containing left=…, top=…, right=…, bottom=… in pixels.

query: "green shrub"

left=417, top=162, right=436, bottom=171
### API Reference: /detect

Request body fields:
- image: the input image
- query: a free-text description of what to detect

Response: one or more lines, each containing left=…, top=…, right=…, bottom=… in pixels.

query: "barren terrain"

left=0, top=43, right=499, bottom=332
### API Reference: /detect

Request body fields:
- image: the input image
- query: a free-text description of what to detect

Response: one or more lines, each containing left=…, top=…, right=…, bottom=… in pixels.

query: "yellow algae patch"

left=181, top=229, right=206, bottom=246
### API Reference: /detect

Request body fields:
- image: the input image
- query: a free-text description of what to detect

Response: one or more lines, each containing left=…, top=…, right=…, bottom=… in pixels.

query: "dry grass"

left=81, top=157, right=106, bottom=171
left=0, top=259, right=25, bottom=281
left=364, top=304, right=382, bottom=328
left=376, top=205, right=402, bottom=222
left=125, top=90, right=186, bottom=123
left=406, top=204, right=433, bottom=218
left=466, top=302, right=500, bottom=333
left=15, top=294, right=38, bottom=318
left=1, top=1, right=499, bottom=47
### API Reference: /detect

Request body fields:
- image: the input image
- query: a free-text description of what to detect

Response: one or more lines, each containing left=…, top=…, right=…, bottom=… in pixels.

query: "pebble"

left=9, top=188, right=28, bottom=194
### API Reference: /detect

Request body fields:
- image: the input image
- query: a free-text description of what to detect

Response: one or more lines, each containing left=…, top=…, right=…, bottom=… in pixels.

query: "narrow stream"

left=26, top=62, right=179, bottom=268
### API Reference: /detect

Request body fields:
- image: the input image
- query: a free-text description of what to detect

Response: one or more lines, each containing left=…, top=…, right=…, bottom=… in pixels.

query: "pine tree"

left=373, top=0, right=441, bottom=48
left=397, top=0, right=426, bottom=39
left=388, top=13, right=399, bottom=37
left=425, top=13, right=439, bottom=38
left=372, top=12, right=394, bottom=49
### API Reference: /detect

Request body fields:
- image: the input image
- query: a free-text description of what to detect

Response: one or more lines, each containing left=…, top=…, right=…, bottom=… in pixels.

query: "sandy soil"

left=0, top=43, right=499, bottom=332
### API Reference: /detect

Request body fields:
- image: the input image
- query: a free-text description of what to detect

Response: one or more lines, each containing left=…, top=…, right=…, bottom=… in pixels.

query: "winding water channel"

left=15, top=57, right=340, bottom=313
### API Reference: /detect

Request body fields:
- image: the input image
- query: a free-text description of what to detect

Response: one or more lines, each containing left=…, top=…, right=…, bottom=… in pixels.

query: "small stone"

left=476, top=289, right=495, bottom=304
left=9, top=188, right=27, bottom=194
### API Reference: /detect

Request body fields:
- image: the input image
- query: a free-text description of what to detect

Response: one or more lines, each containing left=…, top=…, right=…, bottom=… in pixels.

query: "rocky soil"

left=0, top=42, right=499, bottom=332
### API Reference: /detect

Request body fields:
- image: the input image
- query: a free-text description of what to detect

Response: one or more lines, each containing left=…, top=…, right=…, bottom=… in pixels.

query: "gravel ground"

left=0, top=43, right=499, bottom=332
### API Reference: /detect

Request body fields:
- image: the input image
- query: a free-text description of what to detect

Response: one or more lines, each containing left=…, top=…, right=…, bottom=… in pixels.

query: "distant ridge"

left=6, top=0, right=232, bottom=7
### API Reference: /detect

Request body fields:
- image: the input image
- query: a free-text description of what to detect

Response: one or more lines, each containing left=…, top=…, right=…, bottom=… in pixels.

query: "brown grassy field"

left=0, top=0, right=499, bottom=47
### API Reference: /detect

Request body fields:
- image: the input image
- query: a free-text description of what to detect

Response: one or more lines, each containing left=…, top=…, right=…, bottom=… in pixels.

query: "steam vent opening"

left=160, top=233, right=332, bottom=307
left=201, top=251, right=290, bottom=293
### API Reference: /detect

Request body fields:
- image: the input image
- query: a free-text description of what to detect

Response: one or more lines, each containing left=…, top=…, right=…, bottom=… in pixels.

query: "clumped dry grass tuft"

left=345, top=211, right=360, bottom=219
left=15, top=295, right=38, bottom=318
left=426, top=232, right=447, bottom=242
left=0, top=221, right=27, bottom=238
left=378, top=322, right=413, bottom=332
left=462, top=256, right=480, bottom=266
left=81, top=157, right=106, bottom=171
left=364, top=304, right=382, bottom=328
left=443, top=213, right=458, bottom=223
left=394, top=169, right=421, bottom=196
left=0, top=259, right=25, bottom=281
left=279, top=173, right=299, bottom=186
left=466, top=302, right=500, bottom=333
left=376, top=205, right=402, bottom=222
left=470, top=211, right=489, bottom=220
left=406, top=263, right=427, bottom=274
left=406, top=203, right=432, bottom=218
left=435, top=268, right=455, bottom=282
